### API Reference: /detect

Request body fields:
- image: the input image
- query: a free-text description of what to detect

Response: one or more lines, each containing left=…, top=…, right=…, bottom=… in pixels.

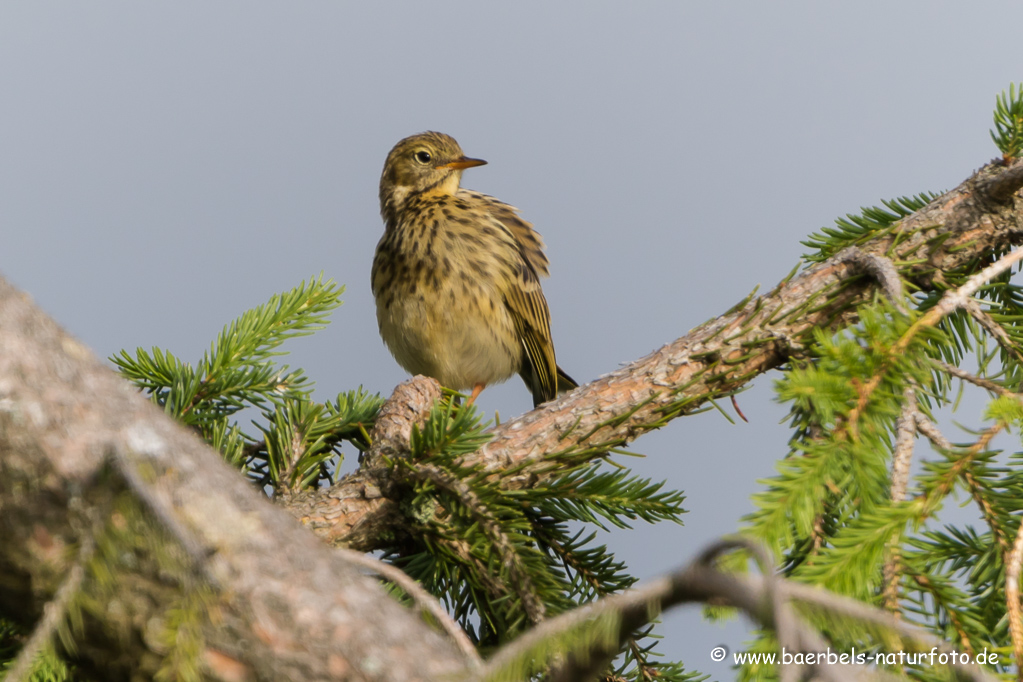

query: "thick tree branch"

left=0, top=281, right=465, bottom=681
left=287, top=159, right=1023, bottom=552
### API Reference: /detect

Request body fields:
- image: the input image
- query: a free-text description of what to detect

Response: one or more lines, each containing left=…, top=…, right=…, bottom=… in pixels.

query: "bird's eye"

left=414, top=150, right=432, bottom=164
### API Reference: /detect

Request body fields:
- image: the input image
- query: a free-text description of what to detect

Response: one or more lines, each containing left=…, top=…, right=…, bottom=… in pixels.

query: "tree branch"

left=284, top=158, right=1023, bottom=551
left=0, top=279, right=465, bottom=681
left=963, top=299, right=1023, bottom=365
left=916, top=414, right=954, bottom=451
left=1006, top=519, right=1023, bottom=679
left=977, top=157, right=1023, bottom=202
left=281, top=377, right=442, bottom=549
left=485, top=538, right=999, bottom=682
left=883, top=387, right=916, bottom=613
left=332, top=547, right=482, bottom=668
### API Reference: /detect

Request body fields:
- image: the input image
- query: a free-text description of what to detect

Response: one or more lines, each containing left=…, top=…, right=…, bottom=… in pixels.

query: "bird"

left=372, top=131, right=577, bottom=408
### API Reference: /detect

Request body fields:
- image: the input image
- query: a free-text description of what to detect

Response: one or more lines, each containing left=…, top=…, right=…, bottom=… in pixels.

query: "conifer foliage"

left=111, top=277, right=696, bottom=680
left=732, top=84, right=1023, bottom=680
left=4, top=86, right=1023, bottom=681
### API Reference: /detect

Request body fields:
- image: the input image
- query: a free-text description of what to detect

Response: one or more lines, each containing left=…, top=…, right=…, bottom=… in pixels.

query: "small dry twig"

left=334, top=548, right=481, bottom=667
left=963, top=299, right=1023, bottom=365
left=883, top=388, right=917, bottom=613
left=1006, top=521, right=1023, bottom=680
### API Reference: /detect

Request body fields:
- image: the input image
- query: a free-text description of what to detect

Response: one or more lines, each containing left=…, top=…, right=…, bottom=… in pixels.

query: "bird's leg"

left=467, top=383, right=486, bottom=405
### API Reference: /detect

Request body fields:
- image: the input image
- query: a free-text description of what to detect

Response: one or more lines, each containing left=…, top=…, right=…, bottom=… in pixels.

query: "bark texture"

left=0, top=285, right=466, bottom=681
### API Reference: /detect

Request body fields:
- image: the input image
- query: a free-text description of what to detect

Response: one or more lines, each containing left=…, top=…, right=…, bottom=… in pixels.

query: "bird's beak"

left=437, top=156, right=487, bottom=170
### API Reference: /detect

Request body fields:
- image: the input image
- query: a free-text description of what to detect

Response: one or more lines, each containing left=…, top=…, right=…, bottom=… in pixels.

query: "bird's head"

left=379, top=132, right=486, bottom=221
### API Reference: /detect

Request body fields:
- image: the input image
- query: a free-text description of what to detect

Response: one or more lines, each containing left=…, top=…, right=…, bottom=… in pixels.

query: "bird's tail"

left=537, top=365, right=579, bottom=408
left=555, top=366, right=578, bottom=395
left=521, top=362, right=580, bottom=408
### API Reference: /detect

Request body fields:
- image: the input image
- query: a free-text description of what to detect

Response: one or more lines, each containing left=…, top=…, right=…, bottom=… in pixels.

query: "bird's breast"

left=371, top=200, right=523, bottom=389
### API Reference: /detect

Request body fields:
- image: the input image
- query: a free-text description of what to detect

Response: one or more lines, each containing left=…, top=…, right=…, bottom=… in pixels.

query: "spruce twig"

left=847, top=246, right=1023, bottom=438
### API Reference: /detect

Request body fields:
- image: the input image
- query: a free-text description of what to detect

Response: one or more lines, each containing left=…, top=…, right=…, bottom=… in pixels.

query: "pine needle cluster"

left=109, top=275, right=384, bottom=491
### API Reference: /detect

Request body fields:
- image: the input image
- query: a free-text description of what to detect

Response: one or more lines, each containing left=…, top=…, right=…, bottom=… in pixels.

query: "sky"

left=3, top=2, right=1022, bottom=678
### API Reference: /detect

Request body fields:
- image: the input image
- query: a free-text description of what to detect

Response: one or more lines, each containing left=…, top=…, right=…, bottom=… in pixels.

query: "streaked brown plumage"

left=372, top=131, right=576, bottom=407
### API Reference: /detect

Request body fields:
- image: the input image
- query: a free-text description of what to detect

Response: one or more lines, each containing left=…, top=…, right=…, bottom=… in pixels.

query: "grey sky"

left=3, top=2, right=1022, bottom=677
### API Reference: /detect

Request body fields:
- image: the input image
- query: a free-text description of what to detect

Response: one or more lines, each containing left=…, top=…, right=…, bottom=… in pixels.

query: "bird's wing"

left=460, top=189, right=559, bottom=403
left=461, top=190, right=550, bottom=277
left=503, top=259, right=558, bottom=404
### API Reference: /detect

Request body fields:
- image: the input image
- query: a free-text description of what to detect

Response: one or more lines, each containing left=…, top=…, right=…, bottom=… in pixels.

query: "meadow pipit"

left=372, top=131, right=577, bottom=407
